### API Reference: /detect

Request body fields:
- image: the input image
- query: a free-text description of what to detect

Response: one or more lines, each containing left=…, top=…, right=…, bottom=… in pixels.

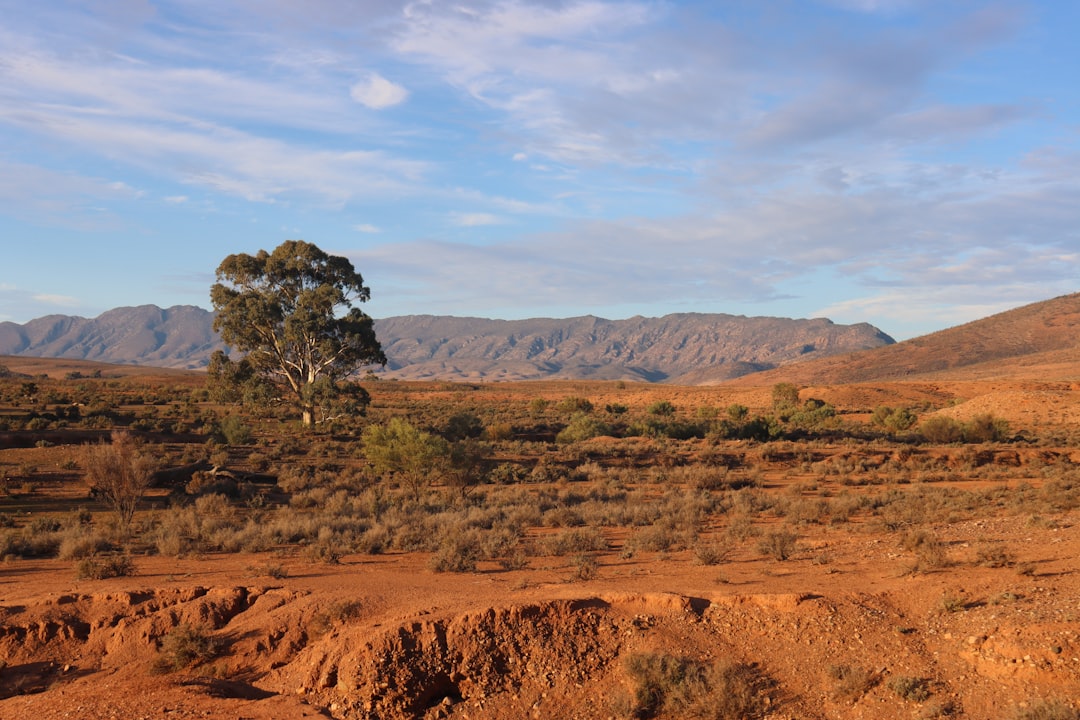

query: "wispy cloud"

left=450, top=212, right=502, bottom=227
left=350, top=72, right=409, bottom=109
left=0, top=1, right=1073, bottom=335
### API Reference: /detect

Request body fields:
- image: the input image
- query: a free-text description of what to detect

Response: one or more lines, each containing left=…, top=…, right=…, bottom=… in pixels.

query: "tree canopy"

left=210, top=240, right=386, bottom=426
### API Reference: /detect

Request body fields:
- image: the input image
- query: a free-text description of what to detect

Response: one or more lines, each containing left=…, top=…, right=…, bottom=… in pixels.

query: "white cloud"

left=164, top=195, right=189, bottom=204
left=451, top=212, right=502, bottom=227
left=32, top=293, right=80, bottom=307
left=350, top=73, right=409, bottom=109
left=353, top=223, right=381, bottom=233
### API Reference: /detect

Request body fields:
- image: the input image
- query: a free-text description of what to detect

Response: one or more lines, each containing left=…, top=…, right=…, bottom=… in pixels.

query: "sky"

left=0, top=0, right=1077, bottom=340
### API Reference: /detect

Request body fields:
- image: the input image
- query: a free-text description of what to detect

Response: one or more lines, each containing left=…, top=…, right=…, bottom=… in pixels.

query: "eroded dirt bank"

left=1, top=519, right=1078, bottom=720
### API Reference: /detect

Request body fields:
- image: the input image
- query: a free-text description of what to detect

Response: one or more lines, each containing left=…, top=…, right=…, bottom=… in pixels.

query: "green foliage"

left=219, top=415, right=253, bottom=445
left=872, top=405, right=918, bottom=432
left=444, top=412, right=484, bottom=441
left=771, top=382, right=800, bottom=414
left=363, top=418, right=450, bottom=499
left=726, top=404, right=749, bottom=422
left=205, top=351, right=275, bottom=407
left=647, top=400, right=676, bottom=417
left=787, top=398, right=837, bottom=430
left=210, top=240, right=385, bottom=426
left=556, top=396, right=594, bottom=414
left=445, top=439, right=491, bottom=498
left=556, top=412, right=612, bottom=443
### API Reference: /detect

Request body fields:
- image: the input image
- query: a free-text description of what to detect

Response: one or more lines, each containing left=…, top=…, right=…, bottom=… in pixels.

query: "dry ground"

left=1, top=371, right=1079, bottom=719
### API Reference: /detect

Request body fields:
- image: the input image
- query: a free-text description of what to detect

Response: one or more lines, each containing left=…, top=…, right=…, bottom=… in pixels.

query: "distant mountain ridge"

left=0, top=305, right=894, bottom=382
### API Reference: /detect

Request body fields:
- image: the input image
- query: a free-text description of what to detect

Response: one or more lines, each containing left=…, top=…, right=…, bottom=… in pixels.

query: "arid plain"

left=2, top=294, right=1080, bottom=719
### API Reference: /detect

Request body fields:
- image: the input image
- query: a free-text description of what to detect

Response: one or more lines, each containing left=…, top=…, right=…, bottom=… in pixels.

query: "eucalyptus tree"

left=210, top=240, right=385, bottom=427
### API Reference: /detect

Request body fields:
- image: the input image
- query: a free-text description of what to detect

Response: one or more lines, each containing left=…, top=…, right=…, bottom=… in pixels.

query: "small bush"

left=152, top=624, right=223, bottom=672
left=920, top=416, right=964, bottom=444
left=219, top=415, right=253, bottom=445
left=757, top=529, right=798, bottom=561
left=76, top=554, right=136, bottom=580
left=888, top=675, right=931, bottom=702
left=828, top=664, right=877, bottom=702
left=309, top=600, right=364, bottom=636
left=693, top=539, right=732, bottom=566
left=556, top=413, right=612, bottom=444
left=619, top=653, right=764, bottom=720
left=428, top=532, right=481, bottom=573
left=570, top=552, right=599, bottom=580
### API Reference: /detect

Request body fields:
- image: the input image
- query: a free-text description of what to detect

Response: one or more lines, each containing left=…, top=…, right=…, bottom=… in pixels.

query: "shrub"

left=428, top=531, right=481, bottom=573
left=828, top=664, right=877, bottom=702
left=556, top=396, right=594, bottom=414
left=83, top=430, right=155, bottom=531
left=620, top=653, right=764, bottom=720
left=902, top=530, right=951, bottom=573
left=76, top=554, right=136, bottom=580
left=757, top=529, right=798, bottom=561
left=920, top=416, right=964, bottom=444
left=647, top=401, right=676, bottom=417
left=219, top=415, right=253, bottom=445
left=309, top=600, right=364, bottom=636
left=964, top=413, right=1010, bottom=443
left=556, top=413, right=612, bottom=444
left=152, top=624, right=223, bottom=672
left=570, top=552, right=599, bottom=580
left=888, top=675, right=931, bottom=702
left=693, top=538, right=733, bottom=566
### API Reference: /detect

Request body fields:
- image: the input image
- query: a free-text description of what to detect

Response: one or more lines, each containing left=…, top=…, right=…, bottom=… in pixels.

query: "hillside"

left=0, top=306, right=893, bottom=382
left=0, top=305, right=221, bottom=371
left=726, top=292, right=1080, bottom=386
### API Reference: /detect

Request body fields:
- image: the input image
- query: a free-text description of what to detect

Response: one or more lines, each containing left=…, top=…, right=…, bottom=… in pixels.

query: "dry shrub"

left=428, top=531, right=482, bottom=573
left=57, top=527, right=112, bottom=560
left=902, top=530, right=950, bottom=574
left=888, top=675, right=931, bottom=702
left=757, top=529, right=798, bottom=561
left=76, top=554, right=136, bottom=580
left=976, top=543, right=1014, bottom=568
left=540, top=526, right=608, bottom=556
left=309, top=600, right=364, bottom=636
left=83, top=430, right=155, bottom=530
left=827, top=664, right=878, bottom=702
left=152, top=623, right=223, bottom=673
left=693, top=538, right=733, bottom=566
left=618, top=653, right=766, bottom=720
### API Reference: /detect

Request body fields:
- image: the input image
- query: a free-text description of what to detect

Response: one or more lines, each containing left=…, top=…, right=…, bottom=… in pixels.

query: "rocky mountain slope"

left=727, top=292, right=1080, bottom=386
left=0, top=306, right=894, bottom=382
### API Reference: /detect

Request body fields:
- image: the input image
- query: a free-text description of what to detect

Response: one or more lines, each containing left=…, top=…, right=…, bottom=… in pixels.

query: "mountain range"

left=0, top=305, right=893, bottom=383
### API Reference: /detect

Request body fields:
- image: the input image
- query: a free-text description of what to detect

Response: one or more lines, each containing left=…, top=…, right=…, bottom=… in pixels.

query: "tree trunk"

left=302, top=406, right=314, bottom=427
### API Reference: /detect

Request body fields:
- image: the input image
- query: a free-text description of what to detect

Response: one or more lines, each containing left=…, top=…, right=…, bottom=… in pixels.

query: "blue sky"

left=1, top=0, right=1077, bottom=340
